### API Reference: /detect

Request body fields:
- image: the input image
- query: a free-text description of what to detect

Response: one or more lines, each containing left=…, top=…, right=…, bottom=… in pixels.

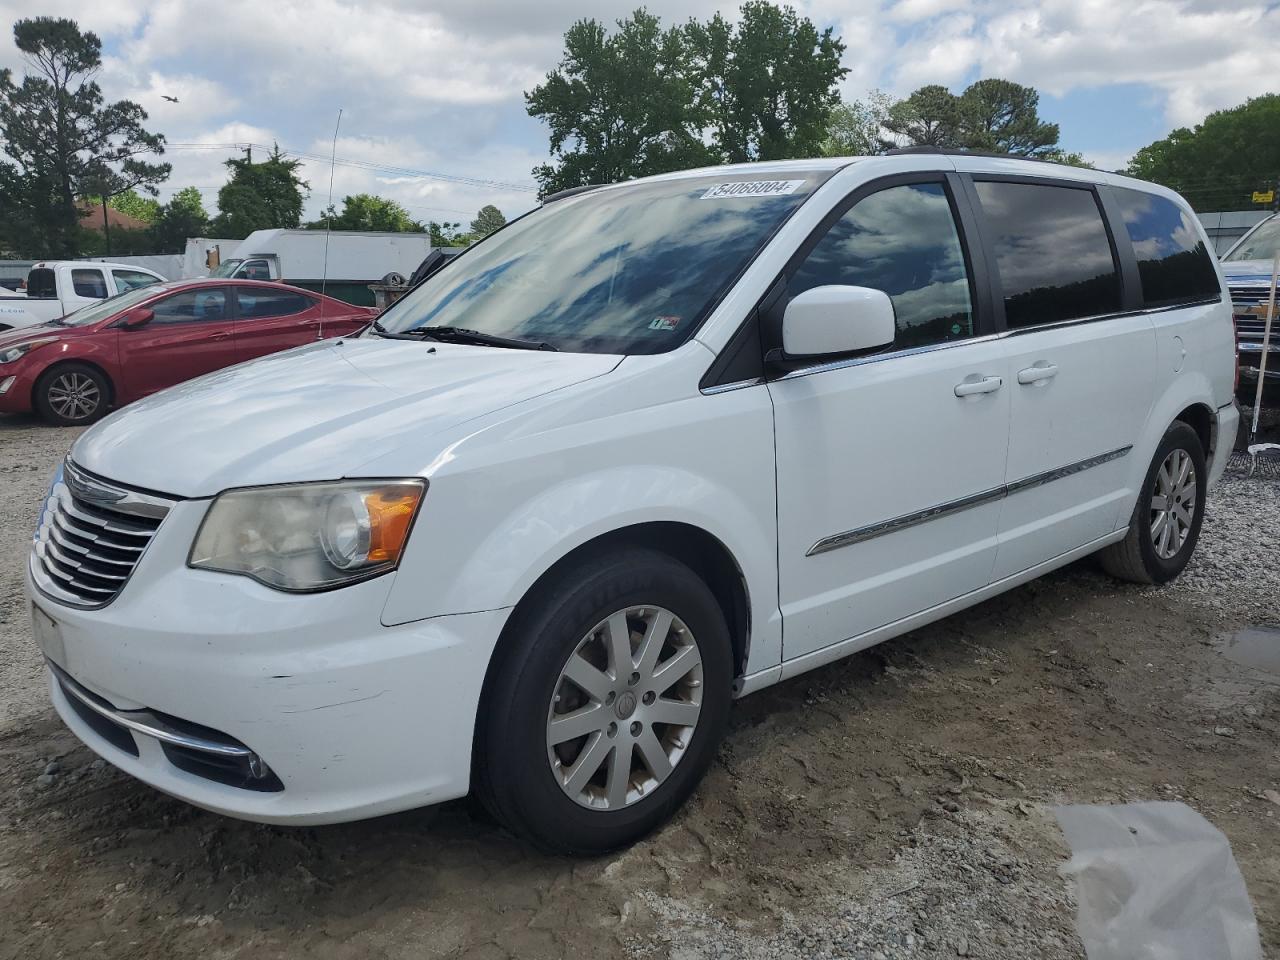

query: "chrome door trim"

left=806, top=445, right=1133, bottom=557
left=806, top=483, right=1006, bottom=556
left=1004, top=445, right=1132, bottom=495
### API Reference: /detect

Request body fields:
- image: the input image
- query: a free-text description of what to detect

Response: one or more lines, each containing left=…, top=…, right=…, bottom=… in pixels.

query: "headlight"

left=0, top=337, right=57, bottom=364
left=188, top=479, right=426, bottom=591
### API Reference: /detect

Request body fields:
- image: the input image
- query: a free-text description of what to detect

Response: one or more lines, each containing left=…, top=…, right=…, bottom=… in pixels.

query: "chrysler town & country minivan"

left=29, top=153, right=1238, bottom=853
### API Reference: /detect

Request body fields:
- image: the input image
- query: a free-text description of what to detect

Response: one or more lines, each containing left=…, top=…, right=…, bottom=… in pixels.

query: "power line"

left=164, top=141, right=537, bottom=194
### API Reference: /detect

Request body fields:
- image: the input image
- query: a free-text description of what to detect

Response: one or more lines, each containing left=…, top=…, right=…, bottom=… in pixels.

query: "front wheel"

left=34, top=363, right=111, bottom=426
left=1099, top=421, right=1207, bottom=584
left=475, top=548, right=733, bottom=854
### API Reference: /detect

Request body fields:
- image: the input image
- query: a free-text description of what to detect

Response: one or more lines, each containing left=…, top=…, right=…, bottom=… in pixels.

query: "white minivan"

left=29, top=153, right=1238, bottom=853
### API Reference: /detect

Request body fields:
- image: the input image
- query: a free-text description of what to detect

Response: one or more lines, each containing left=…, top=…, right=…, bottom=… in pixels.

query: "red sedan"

left=0, top=280, right=376, bottom=425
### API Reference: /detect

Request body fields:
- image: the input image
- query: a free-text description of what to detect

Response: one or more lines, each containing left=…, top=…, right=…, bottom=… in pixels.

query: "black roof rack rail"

left=542, top=183, right=608, bottom=203
left=884, top=146, right=1058, bottom=162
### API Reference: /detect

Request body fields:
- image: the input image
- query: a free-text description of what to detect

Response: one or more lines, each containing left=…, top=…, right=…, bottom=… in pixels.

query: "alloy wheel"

left=47, top=373, right=101, bottom=421
left=546, top=605, right=703, bottom=810
left=1150, top=448, right=1196, bottom=560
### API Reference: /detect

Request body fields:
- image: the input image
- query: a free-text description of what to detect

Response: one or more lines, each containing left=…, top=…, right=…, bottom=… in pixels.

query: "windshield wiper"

left=378, top=325, right=558, bottom=352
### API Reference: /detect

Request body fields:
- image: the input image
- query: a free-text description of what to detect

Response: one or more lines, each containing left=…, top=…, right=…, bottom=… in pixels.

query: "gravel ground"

left=1, top=409, right=1278, bottom=960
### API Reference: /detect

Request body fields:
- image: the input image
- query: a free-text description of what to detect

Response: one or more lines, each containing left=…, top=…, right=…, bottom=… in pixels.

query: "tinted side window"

left=974, top=181, right=1121, bottom=328
left=1113, top=188, right=1219, bottom=306
left=72, top=269, right=109, bottom=299
left=151, top=289, right=229, bottom=324
left=239, top=260, right=272, bottom=281
left=790, top=182, right=974, bottom=349
left=237, top=289, right=312, bottom=319
left=26, top=268, right=56, bottom=299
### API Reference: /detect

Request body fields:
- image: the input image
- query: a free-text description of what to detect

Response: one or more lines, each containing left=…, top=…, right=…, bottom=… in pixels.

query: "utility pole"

left=101, top=197, right=111, bottom=257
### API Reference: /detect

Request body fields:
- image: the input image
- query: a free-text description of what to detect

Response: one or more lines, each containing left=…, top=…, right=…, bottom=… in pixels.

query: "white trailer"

left=209, top=229, right=444, bottom=305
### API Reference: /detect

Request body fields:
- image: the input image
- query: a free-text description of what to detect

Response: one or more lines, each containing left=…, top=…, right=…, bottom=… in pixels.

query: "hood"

left=71, top=338, right=621, bottom=497
left=0, top=322, right=94, bottom=350
left=1221, top=260, right=1277, bottom=285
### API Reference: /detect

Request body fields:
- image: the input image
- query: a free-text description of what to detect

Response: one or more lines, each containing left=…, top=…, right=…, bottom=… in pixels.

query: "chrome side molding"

left=807, top=445, right=1133, bottom=557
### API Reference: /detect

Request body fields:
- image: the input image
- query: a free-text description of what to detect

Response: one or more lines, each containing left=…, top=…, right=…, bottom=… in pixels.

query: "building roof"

left=77, top=204, right=150, bottom=233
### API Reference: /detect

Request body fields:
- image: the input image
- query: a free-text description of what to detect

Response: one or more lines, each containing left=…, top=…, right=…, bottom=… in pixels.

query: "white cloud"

left=3, top=0, right=1280, bottom=225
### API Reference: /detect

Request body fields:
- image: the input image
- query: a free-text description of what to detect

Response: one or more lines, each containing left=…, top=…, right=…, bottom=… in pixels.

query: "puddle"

left=1220, top=625, right=1280, bottom=674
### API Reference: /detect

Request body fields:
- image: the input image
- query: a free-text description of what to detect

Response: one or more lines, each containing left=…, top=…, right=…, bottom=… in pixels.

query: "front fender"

left=380, top=382, right=782, bottom=676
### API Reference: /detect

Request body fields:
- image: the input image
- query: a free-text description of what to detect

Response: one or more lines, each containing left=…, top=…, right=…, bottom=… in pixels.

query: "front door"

left=967, top=178, right=1157, bottom=580
left=770, top=179, right=1011, bottom=663
left=116, top=286, right=238, bottom=399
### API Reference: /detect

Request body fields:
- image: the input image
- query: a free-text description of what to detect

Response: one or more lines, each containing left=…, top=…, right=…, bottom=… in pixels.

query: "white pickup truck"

left=0, top=261, right=166, bottom=331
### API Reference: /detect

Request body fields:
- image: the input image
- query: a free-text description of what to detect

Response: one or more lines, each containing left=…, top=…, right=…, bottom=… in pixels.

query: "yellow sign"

left=1252, top=190, right=1274, bottom=204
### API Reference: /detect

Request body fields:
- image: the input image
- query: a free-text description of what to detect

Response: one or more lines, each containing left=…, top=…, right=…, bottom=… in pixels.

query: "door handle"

left=1017, top=363, right=1058, bottom=385
left=209, top=332, right=231, bottom=342
left=954, top=375, right=1003, bottom=398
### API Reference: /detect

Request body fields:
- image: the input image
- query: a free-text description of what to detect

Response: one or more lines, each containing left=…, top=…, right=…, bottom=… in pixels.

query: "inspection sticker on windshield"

left=649, top=316, right=681, bottom=331
left=701, top=179, right=806, bottom=200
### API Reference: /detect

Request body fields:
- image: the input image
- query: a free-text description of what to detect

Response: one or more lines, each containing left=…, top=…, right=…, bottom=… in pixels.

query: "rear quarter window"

left=1113, top=188, right=1220, bottom=306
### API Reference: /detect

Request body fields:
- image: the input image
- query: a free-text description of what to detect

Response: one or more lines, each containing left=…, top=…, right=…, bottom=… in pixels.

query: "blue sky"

left=2, top=0, right=1277, bottom=225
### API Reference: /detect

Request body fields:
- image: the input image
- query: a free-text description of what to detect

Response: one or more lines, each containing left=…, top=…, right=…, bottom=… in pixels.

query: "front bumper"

left=27, top=496, right=510, bottom=825
left=0, top=363, right=37, bottom=413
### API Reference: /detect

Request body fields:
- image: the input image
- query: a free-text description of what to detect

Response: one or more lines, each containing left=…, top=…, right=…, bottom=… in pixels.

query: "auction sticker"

left=701, top=180, right=806, bottom=200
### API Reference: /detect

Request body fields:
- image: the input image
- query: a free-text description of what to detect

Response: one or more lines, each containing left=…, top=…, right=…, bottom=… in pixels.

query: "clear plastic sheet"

left=1055, top=802, right=1262, bottom=960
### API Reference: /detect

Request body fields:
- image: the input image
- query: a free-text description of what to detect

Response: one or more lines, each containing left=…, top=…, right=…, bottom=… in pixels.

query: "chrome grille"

left=30, top=461, right=173, bottom=608
left=1229, top=285, right=1278, bottom=345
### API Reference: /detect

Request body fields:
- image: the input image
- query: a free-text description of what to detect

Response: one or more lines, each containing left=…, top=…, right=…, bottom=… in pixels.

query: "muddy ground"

left=1, top=411, right=1278, bottom=960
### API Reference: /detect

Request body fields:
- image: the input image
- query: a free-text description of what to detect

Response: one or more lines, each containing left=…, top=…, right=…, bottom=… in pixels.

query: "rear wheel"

left=475, top=548, right=733, bottom=854
left=34, top=363, right=111, bottom=426
left=1099, top=421, right=1206, bottom=584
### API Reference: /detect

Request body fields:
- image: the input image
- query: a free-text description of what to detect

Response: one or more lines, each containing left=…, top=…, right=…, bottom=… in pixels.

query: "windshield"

left=209, top=259, right=243, bottom=278
left=1225, top=217, right=1280, bottom=263
left=57, top=285, right=164, bottom=327
left=373, top=174, right=823, bottom=354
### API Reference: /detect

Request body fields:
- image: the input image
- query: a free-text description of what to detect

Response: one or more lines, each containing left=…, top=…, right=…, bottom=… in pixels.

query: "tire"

left=474, top=547, right=733, bottom=855
left=1099, top=421, right=1206, bottom=585
left=34, top=363, right=111, bottom=426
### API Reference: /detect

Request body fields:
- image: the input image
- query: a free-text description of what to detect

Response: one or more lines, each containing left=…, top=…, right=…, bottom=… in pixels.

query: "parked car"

left=1220, top=213, right=1280, bottom=405
left=0, top=279, right=374, bottom=425
left=0, top=261, right=166, bottom=332
left=29, top=154, right=1237, bottom=854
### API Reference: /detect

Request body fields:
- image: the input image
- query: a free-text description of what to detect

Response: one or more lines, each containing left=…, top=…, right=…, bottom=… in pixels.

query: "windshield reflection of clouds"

left=379, top=179, right=813, bottom=354
left=1227, top=217, right=1280, bottom=263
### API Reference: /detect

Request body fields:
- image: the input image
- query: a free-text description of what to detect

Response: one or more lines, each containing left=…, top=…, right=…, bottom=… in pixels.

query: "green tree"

left=687, top=1, right=847, bottom=162
left=526, top=11, right=715, bottom=195
left=82, top=188, right=162, bottom=222
left=958, top=79, right=1059, bottom=157
left=880, top=84, right=963, bottom=150
left=879, top=79, right=1063, bottom=158
left=308, top=193, right=422, bottom=232
left=148, top=186, right=209, bottom=253
left=0, top=16, right=169, bottom=257
left=211, top=144, right=309, bottom=238
left=821, top=90, right=893, bottom=156
left=470, top=204, right=507, bottom=237
left=1126, top=94, right=1280, bottom=212
left=427, top=220, right=472, bottom=246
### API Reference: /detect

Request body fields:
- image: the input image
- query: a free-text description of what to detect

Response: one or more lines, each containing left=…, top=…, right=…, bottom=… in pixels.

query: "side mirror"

left=781, top=285, right=895, bottom=359
left=119, top=307, right=154, bottom=329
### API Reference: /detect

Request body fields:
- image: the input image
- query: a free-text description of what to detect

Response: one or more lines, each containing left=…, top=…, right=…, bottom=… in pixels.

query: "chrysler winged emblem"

left=62, top=459, right=126, bottom=505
